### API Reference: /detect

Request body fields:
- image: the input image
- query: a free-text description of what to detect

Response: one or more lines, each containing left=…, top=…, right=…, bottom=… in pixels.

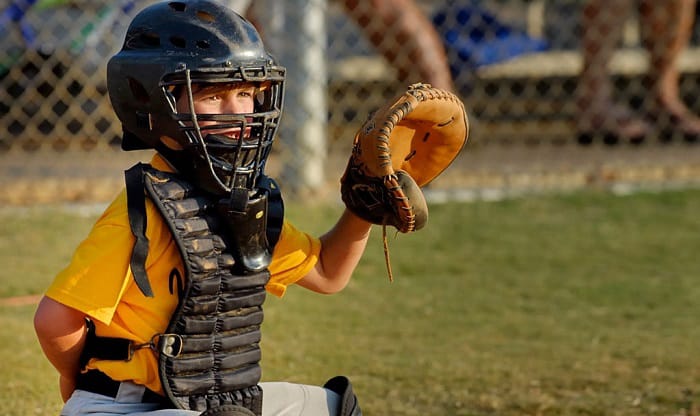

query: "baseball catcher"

left=34, top=1, right=368, bottom=415
left=341, top=83, right=469, bottom=280
left=32, top=1, right=467, bottom=415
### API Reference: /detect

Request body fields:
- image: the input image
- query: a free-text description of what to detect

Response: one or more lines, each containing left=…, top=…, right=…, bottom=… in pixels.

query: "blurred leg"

left=342, top=0, right=454, bottom=91
left=640, top=0, right=700, bottom=140
left=577, top=0, right=651, bottom=143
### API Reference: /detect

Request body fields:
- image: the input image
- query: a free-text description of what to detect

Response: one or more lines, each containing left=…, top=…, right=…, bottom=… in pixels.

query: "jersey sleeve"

left=266, top=220, right=320, bottom=297
left=45, top=191, right=135, bottom=325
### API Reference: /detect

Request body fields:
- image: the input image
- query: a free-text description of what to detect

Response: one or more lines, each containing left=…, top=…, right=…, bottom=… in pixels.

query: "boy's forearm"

left=318, top=209, right=372, bottom=287
left=59, top=375, right=77, bottom=403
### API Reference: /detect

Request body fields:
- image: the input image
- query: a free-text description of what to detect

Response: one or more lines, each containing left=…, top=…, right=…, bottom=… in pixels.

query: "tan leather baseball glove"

left=340, top=83, right=469, bottom=279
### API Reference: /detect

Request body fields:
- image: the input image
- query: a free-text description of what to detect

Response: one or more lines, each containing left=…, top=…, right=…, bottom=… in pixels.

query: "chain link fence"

left=3, top=0, right=700, bottom=204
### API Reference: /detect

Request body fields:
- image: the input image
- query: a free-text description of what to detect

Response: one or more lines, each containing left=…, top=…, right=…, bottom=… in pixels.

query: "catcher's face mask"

left=164, top=74, right=282, bottom=195
left=107, top=0, right=285, bottom=195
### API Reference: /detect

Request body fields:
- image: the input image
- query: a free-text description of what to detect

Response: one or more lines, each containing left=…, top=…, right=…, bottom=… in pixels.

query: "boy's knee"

left=324, top=376, right=362, bottom=416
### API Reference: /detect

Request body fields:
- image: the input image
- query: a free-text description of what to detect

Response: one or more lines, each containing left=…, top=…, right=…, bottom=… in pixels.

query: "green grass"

left=0, top=205, right=99, bottom=298
left=2, top=189, right=700, bottom=415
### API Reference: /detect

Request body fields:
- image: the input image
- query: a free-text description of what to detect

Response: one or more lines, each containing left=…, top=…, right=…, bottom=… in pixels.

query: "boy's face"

left=176, top=82, right=257, bottom=139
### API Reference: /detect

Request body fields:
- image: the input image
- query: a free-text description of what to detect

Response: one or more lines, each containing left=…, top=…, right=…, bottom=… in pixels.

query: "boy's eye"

left=194, top=91, right=221, bottom=102
left=238, top=89, right=255, bottom=98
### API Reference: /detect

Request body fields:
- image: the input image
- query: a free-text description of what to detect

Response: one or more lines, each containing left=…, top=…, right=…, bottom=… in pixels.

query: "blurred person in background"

left=339, top=0, right=455, bottom=91
left=237, top=0, right=455, bottom=91
left=577, top=0, right=700, bottom=144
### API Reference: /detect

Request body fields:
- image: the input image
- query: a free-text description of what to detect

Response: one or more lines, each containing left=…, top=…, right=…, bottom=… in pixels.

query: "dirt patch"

left=0, top=294, right=42, bottom=307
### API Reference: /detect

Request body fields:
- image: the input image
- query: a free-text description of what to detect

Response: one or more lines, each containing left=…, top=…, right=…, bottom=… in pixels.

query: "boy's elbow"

left=34, top=296, right=85, bottom=337
left=34, top=297, right=51, bottom=335
left=315, top=276, right=351, bottom=295
left=315, top=284, right=344, bottom=295
left=296, top=272, right=351, bottom=295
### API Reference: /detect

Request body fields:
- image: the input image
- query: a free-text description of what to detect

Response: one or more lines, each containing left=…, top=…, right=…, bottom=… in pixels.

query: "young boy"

left=33, top=1, right=368, bottom=415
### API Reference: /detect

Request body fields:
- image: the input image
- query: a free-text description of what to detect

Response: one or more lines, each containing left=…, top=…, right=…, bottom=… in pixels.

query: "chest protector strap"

left=124, top=163, right=284, bottom=415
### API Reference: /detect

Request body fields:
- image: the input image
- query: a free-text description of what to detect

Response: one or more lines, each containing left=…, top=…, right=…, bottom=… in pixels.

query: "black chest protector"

left=124, top=163, right=284, bottom=414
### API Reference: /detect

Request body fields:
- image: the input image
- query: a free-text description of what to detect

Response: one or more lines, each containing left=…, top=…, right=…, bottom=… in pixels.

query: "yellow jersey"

left=45, top=154, right=320, bottom=394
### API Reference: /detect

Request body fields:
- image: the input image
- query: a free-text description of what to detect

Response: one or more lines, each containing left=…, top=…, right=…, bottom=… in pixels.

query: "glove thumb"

left=395, top=170, right=428, bottom=231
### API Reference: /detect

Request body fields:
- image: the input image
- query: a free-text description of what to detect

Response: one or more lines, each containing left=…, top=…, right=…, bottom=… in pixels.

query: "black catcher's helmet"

left=107, top=0, right=285, bottom=195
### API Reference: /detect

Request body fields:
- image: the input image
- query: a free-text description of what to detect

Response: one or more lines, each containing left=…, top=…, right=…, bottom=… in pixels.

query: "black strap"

left=80, top=319, right=132, bottom=367
left=258, top=175, right=284, bottom=249
left=125, top=163, right=154, bottom=297
left=76, top=370, right=168, bottom=405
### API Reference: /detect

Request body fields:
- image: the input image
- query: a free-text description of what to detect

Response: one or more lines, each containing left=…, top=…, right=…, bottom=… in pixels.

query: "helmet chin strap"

left=227, top=176, right=251, bottom=213
left=206, top=131, right=257, bottom=210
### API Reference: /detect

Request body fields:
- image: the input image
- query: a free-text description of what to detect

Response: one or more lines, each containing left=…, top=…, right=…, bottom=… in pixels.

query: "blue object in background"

left=433, top=0, right=549, bottom=78
left=1, top=0, right=40, bottom=47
